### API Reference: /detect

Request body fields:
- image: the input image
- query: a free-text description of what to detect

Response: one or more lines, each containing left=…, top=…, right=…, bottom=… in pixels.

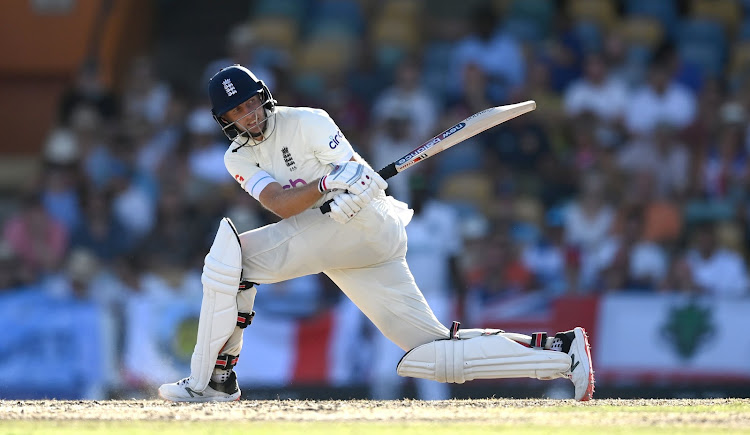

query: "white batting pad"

left=189, top=218, right=243, bottom=391
left=397, top=335, right=571, bottom=383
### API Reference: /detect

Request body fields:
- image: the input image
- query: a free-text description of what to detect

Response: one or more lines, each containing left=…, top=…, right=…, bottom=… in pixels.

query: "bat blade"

left=320, top=100, right=536, bottom=214
left=391, top=100, right=536, bottom=175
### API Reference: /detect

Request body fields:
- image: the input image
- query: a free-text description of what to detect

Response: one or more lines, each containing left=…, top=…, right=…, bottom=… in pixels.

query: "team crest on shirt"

left=281, top=146, right=297, bottom=171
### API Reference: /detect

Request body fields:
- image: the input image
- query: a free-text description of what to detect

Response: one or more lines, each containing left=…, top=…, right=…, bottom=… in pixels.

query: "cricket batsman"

left=158, top=65, right=595, bottom=402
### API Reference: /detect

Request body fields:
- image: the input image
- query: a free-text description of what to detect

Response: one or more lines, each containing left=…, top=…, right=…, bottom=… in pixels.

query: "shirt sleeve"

left=306, top=109, right=354, bottom=165
left=224, top=150, right=275, bottom=201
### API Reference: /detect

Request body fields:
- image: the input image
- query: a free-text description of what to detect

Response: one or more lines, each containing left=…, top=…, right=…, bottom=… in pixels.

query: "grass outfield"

left=0, top=399, right=748, bottom=434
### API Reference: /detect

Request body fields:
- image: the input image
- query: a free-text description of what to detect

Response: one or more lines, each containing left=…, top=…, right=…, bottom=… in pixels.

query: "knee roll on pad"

left=189, top=217, right=244, bottom=391
left=396, top=335, right=571, bottom=383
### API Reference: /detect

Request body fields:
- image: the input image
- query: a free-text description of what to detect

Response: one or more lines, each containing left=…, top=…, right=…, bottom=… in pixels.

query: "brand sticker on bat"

left=396, top=122, right=465, bottom=166
left=465, top=108, right=493, bottom=121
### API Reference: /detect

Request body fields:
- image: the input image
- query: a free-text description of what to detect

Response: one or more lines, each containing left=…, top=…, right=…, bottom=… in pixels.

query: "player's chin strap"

left=396, top=322, right=571, bottom=383
left=230, top=108, right=276, bottom=152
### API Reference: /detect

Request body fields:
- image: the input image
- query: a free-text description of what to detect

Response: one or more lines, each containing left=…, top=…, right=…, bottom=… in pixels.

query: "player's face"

left=224, top=94, right=266, bottom=136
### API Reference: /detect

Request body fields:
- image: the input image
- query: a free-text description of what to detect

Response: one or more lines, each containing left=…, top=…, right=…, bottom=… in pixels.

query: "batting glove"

left=318, top=162, right=373, bottom=195
left=349, top=175, right=385, bottom=207
left=371, top=170, right=388, bottom=191
left=328, top=192, right=362, bottom=224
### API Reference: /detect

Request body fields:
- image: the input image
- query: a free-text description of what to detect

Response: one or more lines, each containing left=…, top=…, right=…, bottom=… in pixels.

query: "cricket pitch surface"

left=1, top=398, right=748, bottom=434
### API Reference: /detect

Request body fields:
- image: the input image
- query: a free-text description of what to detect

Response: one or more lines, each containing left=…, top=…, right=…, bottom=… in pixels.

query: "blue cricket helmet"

left=207, top=65, right=276, bottom=144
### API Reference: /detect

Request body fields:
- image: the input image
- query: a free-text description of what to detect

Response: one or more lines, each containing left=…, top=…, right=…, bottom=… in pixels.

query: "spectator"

left=39, top=162, right=82, bottom=233
left=71, top=190, right=132, bottom=262
left=45, top=248, right=101, bottom=301
left=564, top=172, right=615, bottom=290
left=136, top=90, right=188, bottom=175
left=539, top=12, right=584, bottom=93
left=617, top=122, right=690, bottom=198
left=491, top=108, right=551, bottom=173
left=185, top=106, right=233, bottom=186
left=139, top=185, right=207, bottom=270
left=372, top=59, right=438, bottom=143
left=450, top=4, right=525, bottom=103
left=616, top=171, right=684, bottom=245
left=121, top=55, right=171, bottom=126
left=592, top=209, right=668, bottom=291
left=568, top=114, right=606, bottom=171
left=522, top=208, right=568, bottom=295
left=564, top=174, right=614, bottom=249
left=450, top=62, right=494, bottom=119
left=2, top=193, right=68, bottom=276
left=601, top=30, right=643, bottom=89
left=654, top=42, right=703, bottom=95
left=683, top=77, right=726, bottom=171
left=74, top=105, right=129, bottom=190
left=108, top=130, right=159, bottom=239
left=699, top=102, right=749, bottom=199
left=521, top=59, right=565, bottom=136
left=321, top=71, right=370, bottom=149
left=563, top=52, right=628, bottom=124
left=624, top=57, right=697, bottom=137
left=58, top=59, right=118, bottom=127
left=202, top=22, right=277, bottom=91
left=685, top=223, right=749, bottom=296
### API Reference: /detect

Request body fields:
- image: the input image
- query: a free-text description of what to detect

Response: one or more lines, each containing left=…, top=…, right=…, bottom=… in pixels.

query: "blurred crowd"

left=2, top=0, right=750, bottom=396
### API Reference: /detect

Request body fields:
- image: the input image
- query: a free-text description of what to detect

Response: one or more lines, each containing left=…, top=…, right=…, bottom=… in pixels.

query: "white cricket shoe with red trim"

left=553, top=327, right=595, bottom=401
left=158, top=372, right=241, bottom=402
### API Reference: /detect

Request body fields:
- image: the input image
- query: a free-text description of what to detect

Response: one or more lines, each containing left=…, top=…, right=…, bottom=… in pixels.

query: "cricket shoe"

left=552, top=327, right=594, bottom=401
left=158, top=371, right=241, bottom=402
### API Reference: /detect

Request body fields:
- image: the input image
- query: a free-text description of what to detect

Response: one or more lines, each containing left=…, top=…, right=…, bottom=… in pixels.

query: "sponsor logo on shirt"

left=282, top=178, right=307, bottom=189
left=329, top=131, right=343, bottom=149
left=281, top=146, right=297, bottom=171
left=235, top=174, right=245, bottom=182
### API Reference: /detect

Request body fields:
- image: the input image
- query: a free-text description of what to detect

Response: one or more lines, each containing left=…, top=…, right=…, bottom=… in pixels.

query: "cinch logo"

left=223, top=78, right=237, bottom=96
left=235, top=174, right=244, bottom=182
left=329, top=131, right=343, bottom=149
left=282, top=178, right=307, bottom=189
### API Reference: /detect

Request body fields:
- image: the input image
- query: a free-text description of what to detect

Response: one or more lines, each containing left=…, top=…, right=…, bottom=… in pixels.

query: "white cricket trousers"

left=235, top=196, right=449, bottom=351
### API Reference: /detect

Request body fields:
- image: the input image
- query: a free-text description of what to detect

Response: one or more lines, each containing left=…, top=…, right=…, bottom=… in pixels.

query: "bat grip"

left=319, top=163, right=397, bottom=214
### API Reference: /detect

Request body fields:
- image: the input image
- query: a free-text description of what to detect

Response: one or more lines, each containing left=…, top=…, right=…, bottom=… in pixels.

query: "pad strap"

left=236, top=311, right=255, bottom=329
left=530, top=332, right=548, bottom=349
left=450, top=321, right=461, bottom=340
left=215, top=354, right=239, bottom=370
left=239, top=280, right=257, bottom=291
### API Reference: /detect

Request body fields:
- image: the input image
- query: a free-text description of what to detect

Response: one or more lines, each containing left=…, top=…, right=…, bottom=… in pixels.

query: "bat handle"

left=319, top=163, right=397, bottom=214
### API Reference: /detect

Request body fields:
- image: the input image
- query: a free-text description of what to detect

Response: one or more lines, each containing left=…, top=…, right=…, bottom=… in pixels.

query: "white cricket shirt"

left=224, top=106, right=354, bottom=208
